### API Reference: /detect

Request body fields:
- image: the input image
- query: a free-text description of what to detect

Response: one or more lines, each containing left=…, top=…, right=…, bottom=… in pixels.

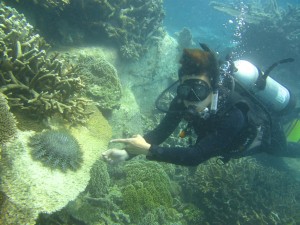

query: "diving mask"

left=177, top=79, right=211, bottom=102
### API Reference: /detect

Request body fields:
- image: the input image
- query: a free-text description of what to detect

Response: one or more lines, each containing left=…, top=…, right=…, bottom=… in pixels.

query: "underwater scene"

left=1, top=0, right=300, bottom=224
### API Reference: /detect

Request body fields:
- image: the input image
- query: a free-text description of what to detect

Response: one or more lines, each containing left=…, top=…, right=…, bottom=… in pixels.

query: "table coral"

left=0, top=104, right=112, bottom=225
left=0, top=3, right=90, bottom=124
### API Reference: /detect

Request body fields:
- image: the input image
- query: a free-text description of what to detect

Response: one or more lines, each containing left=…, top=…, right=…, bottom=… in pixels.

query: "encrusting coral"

left=76, top=54, right=122, bottom=113
left=0, top=93, right=17, bottom=148
left=0, top=3, right=90, bottom=124
left=29, top=129, right=83, bottom=172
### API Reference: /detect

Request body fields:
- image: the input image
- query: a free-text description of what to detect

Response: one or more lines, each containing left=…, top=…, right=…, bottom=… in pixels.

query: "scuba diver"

left=102, top=44, right=300, bottom=166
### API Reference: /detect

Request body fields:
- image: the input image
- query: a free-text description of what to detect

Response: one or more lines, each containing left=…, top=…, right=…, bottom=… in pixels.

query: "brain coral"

left=29, top=130, right=83, bottom=172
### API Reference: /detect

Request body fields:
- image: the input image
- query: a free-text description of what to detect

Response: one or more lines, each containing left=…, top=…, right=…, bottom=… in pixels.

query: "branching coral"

left=4, top=0, right=166, bottom=60
left=0, top=3, right=91, bottom=124
left=183, top=157, right=300, bottom=224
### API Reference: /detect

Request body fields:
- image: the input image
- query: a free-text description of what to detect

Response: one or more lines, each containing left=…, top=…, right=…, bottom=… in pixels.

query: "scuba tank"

left=232, top=59, right=296, bottom=114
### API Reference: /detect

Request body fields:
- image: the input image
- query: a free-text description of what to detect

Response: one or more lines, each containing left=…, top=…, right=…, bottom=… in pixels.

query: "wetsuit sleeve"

left=146, top=106, right=246, bottom=166
left=143, top=97, right=184, bottom=145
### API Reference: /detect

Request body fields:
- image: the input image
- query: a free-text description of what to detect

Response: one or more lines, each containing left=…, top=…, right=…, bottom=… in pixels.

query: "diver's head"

left=177, top=48, right=219, bottom=116
left=178, top=74, right=213, bottom=113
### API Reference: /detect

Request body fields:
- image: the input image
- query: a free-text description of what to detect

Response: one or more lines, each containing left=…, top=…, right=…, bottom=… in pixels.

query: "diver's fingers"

left=110, top=138, right=133, bottom=143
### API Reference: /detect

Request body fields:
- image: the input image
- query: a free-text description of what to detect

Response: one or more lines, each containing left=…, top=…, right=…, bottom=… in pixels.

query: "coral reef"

left=77, top=55, right=122, bottom=113
left=119, top=160, right=178, bottom=223
left=56, top=47, right=122, bottom=114
left=4, top=0, right=166, bottom=60
left=64, top=185, right=131, bottom=225
left=30, top=0, right=71, bottom=11
left=0, top=3, right=90, bottom=124
left=175, top=27, right=195, bottom=52
left=29, top=129, right=83, bottom=172
left=86, top=159, right=110, bottom=198
left=182, top=157, right=300, bottom=224
left=0, top=104, right=112, bottom=225
left=0, top=93, right=17, bottom=149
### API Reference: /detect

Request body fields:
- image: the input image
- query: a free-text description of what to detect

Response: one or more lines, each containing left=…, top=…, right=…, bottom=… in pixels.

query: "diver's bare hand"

left=102, top=148, right=129, bottom=164
left=110, top=134, right=150, bottom=155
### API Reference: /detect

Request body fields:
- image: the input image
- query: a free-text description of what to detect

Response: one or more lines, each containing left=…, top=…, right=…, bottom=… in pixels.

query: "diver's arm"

left=143, top=97, right=184, bottom=145
left=146, top=107, right=247, bottom=166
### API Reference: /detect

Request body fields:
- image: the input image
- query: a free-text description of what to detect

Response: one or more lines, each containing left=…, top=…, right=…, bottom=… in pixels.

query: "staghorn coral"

left=29, top=129, right=83, bottom=172
left=0, top=104, right=112, bottom=225
left=103, top=0, right=166, bottom=60
left=0, top=3, right=90, bottom=124
left=182, top=157, right=300, bottom=224
left=0, top=93, right=17, bottom=148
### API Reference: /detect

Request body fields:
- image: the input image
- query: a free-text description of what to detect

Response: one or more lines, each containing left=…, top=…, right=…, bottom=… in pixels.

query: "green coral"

left=87, top=159, right=110, bottom=198
left=120, top=160, right=175, bottom=223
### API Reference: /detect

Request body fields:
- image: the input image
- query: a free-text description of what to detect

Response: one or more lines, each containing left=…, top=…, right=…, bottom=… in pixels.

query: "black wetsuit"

left=144, top=95, right=300, bottom=166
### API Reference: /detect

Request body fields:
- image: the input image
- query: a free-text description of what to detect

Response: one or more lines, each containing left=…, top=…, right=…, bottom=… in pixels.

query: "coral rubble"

left=0, top=3, right=90, bottom=124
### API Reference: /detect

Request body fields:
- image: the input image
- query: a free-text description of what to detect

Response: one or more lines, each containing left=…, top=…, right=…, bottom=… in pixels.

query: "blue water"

left=163, top=0, right=300, bottom=90
left=163, top=1, right=233, bottom=51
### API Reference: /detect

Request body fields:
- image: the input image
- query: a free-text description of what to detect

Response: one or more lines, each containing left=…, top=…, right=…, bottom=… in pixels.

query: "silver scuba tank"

left=232, top=60, right=294, bottom=113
